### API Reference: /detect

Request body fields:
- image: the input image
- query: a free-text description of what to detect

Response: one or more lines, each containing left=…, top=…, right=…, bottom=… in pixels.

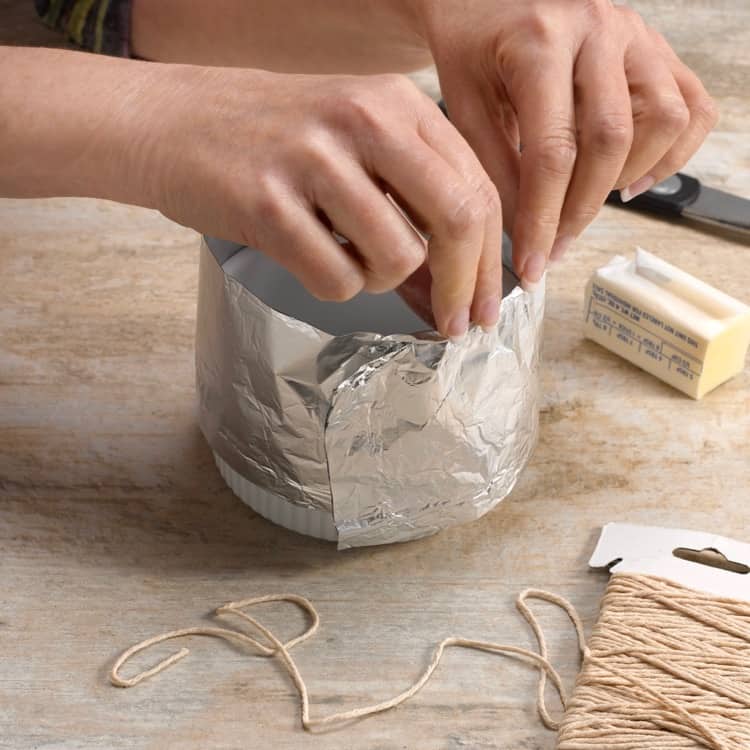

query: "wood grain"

left=1, top=3, right=749, bottom=748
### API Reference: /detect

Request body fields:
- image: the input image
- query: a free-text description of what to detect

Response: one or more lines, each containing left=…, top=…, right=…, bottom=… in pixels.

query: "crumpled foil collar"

left=196, top=237, right=544, bottom=548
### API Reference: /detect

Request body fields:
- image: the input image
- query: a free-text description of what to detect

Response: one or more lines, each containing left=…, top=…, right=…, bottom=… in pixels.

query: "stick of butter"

left=583, top=248, right=750, bottom=399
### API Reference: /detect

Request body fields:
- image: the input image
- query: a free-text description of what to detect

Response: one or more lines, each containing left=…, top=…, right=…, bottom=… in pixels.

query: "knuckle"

left=363, top=275, right=396, bottom=295
left=323, top=91, right=355, bottom=126
left=618, top=5, right=643, bottom=27
left=344, top=75, right=415, bottom=132
left=532, top=130, right=578, bottom=177
left=693, top=94, right=720, bottom=129
left=314, top=271, right=365, bottom=303
left=587, top=114, right=633, bottom=157
left=534, top=210, right=563, bottom=231
left=653, top=96, right=691, bottom=132
left=297, top=130, right=338, bottom=175
left=478, top=179, right=502, bottom=215
left=415, top=94, right=453, bottom=134
left=335, top=89, right=386, bottom=135
left=523, top=10, right=557, bottom=45
left=442, top=185, right=491, bottom=239
left=581, top=0, right=611, bottom=23
left=372, top=253, right=420, bottom=286
left=570, top=203, right=601, bottom=228
left=517, top=206, right=561, bottom=232
left=387, top=247, right=424, bottom=281
left=367, top=246, right=425, bottom=292
left=478, top=251, right=504, bottom=285
left=377, top=73, right=417, bottom=97
left=252, top=173, right=287, bottom=225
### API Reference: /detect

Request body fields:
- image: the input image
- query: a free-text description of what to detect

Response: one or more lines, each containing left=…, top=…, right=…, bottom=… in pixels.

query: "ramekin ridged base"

left=213, top=452, right=338, bottom=542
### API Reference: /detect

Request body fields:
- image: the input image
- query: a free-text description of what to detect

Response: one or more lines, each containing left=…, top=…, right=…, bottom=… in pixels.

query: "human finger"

left=508, top=49, right=577, bottom=288
left=251, top=175, right=367, bottom=302
left=630, top=29, right=719, bottom=192
left=417, top=99, right=504, bottom=330
left=618, top=24, right=690, bottom=199
left=553, top=33, right=632, bottom=261
left=371, top=133, right=490, bottom=338
left=308, top=149, right=426, bottom=294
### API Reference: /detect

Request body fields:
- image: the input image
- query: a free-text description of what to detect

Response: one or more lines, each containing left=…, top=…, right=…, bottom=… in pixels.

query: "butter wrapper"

left=196, top=236, right=545, bottom=548
left=583, top=248, right=750, bottom=399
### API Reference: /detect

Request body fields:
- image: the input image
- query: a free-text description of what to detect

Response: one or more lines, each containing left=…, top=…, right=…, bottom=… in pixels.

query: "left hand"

left=407, top=0, right=718, bottom=287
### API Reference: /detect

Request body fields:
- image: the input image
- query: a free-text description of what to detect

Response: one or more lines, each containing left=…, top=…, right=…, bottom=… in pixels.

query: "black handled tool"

left=606, top=173, right=749, bottom=239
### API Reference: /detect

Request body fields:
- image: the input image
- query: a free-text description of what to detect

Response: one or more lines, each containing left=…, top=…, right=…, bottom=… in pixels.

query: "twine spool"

left=109, top=574, right=750, bottom=746
left=557, top=574, right=750, bottom=749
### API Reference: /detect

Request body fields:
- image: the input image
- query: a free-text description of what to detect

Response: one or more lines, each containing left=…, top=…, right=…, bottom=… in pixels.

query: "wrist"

left=134, top=63, right=279, bottom=226
left=0, top=47, right=167, bottom=209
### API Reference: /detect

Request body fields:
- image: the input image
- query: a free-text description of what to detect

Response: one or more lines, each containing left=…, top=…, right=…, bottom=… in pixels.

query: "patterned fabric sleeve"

left=35, top=0, right=132, bottom=57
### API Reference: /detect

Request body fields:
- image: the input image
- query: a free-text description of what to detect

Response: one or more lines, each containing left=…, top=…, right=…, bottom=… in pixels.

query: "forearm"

left=0, top=46, right=163, bottom=204
left=130, top=0, right=431, bottom=73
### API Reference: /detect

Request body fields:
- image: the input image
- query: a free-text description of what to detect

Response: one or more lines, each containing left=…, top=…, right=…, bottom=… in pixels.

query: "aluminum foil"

left=196, top=236, right=545, bottom=548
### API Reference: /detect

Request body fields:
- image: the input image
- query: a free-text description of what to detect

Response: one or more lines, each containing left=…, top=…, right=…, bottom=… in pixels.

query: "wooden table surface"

left=2, top=2, right=749, bottom=748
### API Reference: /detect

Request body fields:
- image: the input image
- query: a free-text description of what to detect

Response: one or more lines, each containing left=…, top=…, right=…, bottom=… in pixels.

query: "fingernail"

left=550, top=234, right=574, bottom=264
left=447, top=307, right=470, bottom=341
left=477, top=296, right=500, bottom=332
left=620, top=175, right=656, bottom=203
left=522, top=251, right=547, bottom=286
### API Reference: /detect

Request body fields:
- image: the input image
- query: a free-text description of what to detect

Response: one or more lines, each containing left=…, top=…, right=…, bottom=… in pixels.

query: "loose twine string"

left=109, top=574, right=750, bottom=747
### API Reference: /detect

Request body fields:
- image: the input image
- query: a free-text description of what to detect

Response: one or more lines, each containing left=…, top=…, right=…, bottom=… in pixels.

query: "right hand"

left=140, top=67, right=502, bottom=338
